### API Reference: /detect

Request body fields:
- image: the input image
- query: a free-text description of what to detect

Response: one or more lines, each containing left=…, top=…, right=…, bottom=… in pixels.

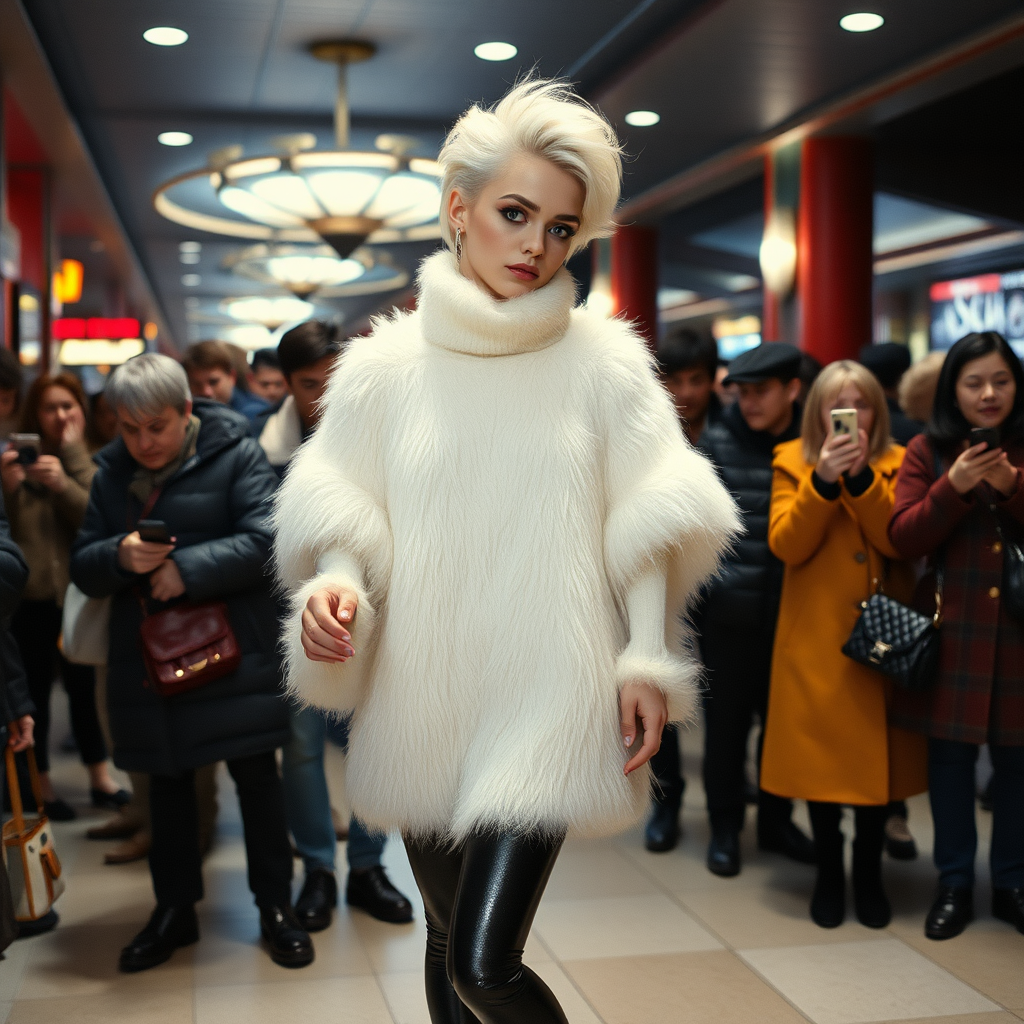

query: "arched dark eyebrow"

left=499, top=193, right=581, bottom=225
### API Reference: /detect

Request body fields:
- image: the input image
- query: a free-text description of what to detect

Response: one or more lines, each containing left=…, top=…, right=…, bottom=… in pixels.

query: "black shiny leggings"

left=404, top=830, right=567, bottom=1024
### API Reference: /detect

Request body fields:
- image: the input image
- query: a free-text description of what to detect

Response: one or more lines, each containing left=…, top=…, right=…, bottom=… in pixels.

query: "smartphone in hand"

left=969, top=427, right=1000, bottom=451
left=137, top=519, right=173, bottom=544
left=830, top=408, right=858, bottom=440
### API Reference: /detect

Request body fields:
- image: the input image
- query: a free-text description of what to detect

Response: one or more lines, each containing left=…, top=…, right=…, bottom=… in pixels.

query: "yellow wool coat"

left=760, top=438, right=927, bottom=806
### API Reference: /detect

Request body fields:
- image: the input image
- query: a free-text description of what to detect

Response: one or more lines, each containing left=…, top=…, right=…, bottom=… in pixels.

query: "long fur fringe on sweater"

left=273, top=250, right=741, bottom=840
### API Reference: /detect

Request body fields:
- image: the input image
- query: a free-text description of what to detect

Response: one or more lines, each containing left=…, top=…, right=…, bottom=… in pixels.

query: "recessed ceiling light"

left=181, top=273, right=201, bottom=287
left=179, top=252, right=200, bottom=264
left=625, top=110, right=660, bottom=127
left=474, top=41, right=517, bottom=61
left=178, top=241, right=202, bottom=253
left=144, top=26, right=188, bottom=46
left=158, top=131, right=193, bottom=147
left=839, top=12, right=884, bottom=32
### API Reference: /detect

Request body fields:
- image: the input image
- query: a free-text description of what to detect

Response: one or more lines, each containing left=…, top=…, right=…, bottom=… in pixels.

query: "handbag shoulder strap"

left=5, top=746, right=23, bottom=832
left=128, top=485, right=163, bottom=532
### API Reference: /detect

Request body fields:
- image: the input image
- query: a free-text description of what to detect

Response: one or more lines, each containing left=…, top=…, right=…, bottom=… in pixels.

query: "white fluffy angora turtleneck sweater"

left=273, top=250, right=741, bottom=840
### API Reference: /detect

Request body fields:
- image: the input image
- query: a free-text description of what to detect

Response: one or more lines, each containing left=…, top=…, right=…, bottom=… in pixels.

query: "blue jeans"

left=281, top=706, right=385, bottom=874
left=928, top=737, right=1024, bottom=890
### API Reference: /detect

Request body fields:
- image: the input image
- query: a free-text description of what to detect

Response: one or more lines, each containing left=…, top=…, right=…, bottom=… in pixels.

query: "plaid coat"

left=888, top=433, right=1024, bottom=746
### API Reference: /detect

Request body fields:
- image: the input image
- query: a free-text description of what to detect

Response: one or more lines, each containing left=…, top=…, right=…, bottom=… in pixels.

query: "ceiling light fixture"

left=179, top=241, right=202, bottom=253
left=222, top=295, right=316, bottom=329
left=158, top=131, right=193, bottom=147
left=223, top=243, right=409, bottom=299
left=839, top=12, right=884, bottom=32
left=474, top=41, right=518, bottom=61
left=152, top=40, right=442, bottom=258
left=625, top=110, right=660, bottom=127
left=143, top=26, right=189, bottom=46
left=181, top=273, right=201, bottom=287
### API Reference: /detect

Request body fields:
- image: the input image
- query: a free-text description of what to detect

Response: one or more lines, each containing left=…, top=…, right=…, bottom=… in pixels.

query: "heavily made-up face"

left=955, top=350, right=1017, bottom=430
left=448, top=152, right=585, bottom=301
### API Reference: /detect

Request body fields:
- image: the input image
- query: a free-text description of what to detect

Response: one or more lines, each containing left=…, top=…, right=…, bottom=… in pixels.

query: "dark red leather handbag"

left=139, top=600, right=241, bottom=697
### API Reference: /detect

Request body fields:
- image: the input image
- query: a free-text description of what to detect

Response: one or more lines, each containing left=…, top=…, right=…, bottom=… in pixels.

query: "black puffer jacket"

left=70, top=400, right=288, bottom=774
left=0, top=491, right=31, bottom=726
left=697, top=400, right=801, bottom=630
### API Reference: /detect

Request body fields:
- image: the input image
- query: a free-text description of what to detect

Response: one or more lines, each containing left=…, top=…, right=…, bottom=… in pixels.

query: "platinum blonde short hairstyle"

left=438, top=78, right=623, bottom=257
left=106, top=352, right=192, bottom=419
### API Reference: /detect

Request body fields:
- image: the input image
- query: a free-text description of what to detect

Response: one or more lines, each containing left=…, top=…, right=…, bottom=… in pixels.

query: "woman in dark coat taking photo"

left=889, top=331, right=1024, bottom=941
left=70, top=353, right=311, bottom=972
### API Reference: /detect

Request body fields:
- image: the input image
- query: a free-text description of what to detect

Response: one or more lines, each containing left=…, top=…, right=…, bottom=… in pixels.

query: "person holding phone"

left=889, top=330, right=1024, bottom=940
left=761, top=360, right=927, bottom=930
left=71, top=354, right=310, bottom=973
left=1, top=372, right=125, bottom=820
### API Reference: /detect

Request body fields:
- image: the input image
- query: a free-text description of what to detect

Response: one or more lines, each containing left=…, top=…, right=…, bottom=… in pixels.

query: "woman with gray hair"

left=70, top=353, right=311, bottom=973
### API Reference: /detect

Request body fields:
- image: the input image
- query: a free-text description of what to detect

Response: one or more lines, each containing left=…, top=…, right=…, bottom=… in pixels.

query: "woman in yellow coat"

left=762, top=360, right=927, bottom=931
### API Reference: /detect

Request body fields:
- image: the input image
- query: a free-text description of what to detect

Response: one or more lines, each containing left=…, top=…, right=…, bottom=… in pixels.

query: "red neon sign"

left=52, top=317, right=140, bottom=340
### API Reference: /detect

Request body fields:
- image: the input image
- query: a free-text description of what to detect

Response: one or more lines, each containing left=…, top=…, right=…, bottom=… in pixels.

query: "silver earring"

left=455, top=227, right=463, bottom=265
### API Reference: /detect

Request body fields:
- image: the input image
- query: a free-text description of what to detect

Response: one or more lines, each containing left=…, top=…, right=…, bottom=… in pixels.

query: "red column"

left=797, top=137, right=873, bottom=364
left=611, top=224, right=658, bottom=350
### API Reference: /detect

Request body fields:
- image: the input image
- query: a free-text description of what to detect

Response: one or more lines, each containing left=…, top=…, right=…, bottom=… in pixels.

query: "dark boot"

left=992, top=888, right=1024, bottom=935
left=294, top=868, right=337, bottom=933
left=925, top=887, right=973, bottom=940
left=808, top=801, right=845, bottom=928
left=119, top=905, right=199, bottom=973
left=706, top=830, right=741, bottom=877
left=852, top=805, right=891, bottom=928
left=259, top=905, right=314, bottom=968
left=645, top=787, right=682, bottom=853
left=346, top=866, right=414, bottom=924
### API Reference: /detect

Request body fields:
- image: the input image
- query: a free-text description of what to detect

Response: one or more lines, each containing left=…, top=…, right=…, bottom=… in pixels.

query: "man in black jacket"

left=697, top=343, right=815, bottom=877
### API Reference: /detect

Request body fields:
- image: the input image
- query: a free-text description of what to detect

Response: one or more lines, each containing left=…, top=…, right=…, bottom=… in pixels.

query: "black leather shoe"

left=43, top=798, right=75, bottom=822
left=758, top=821, right=816, bottom=864
left=811, top=870, right=846, bottom=928
left=119, top=905, right=198, bottom=973
left=925, top=887, right=973, bottom=940
left=992, top=887, right=1024, bottom=935
left=295, top=868, right=337, bottom=933
left=91, top=787, right=131, bottom=810
left=346, top=866, right=414, bottom=923
left=259, top=905, right=314, bottom=968
left=15, top=909, right=58, bottom=939
left=707, top=831, right=741, bottom=877
left=644, top=800, right=681, bottom=853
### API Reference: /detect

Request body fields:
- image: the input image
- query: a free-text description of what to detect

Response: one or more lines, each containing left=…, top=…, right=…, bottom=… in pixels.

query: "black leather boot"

left=645, top=789, right=682, bottom=853
left=808, top=802, right=845, bottom=928
left=295, top=868, right=337, bottom=933
left=706, top=830, right=740, bottom=877
left=925, top=887, right=973, bottom=940
left=119, top=905, right=199, bottom=973
left=346, top=866, right=414, bottom=923
left=259, top=904, right=314, bottom=967
left=992, top=887, right=1024, bottom=935
left=852, top=806, right=890, bottom=928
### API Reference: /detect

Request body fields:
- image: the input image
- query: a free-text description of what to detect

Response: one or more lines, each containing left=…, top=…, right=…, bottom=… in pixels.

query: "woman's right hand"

left=301, top=585, right=358, bottom=663
left=948, top=442, right=1005, bottom=495
left=815, top=431, right=861, bottom=484
left=0, top=449, right=26, bottom=492
left=118, top=531, right=175, bottom=574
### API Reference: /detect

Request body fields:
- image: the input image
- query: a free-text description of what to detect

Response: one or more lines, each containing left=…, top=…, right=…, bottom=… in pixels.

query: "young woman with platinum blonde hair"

left=274, top=79, right=740, bottom=1024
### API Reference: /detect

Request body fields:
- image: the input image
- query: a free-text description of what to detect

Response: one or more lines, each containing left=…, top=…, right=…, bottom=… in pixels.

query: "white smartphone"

left=830, top=408, right=858, bottom=439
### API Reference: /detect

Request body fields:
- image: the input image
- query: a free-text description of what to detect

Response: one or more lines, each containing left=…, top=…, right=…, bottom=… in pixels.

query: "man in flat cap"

left=696, top=343, right=815, bottom=877
left=859, top=342, right=922, bottom=445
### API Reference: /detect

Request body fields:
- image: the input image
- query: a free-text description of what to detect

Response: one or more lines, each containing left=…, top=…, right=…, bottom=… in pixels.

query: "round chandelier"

left=152, top=41, right=442, bottom=258
left=222, top=243, right=409, bottom=299
left=220, top=296, right=317, bottom=330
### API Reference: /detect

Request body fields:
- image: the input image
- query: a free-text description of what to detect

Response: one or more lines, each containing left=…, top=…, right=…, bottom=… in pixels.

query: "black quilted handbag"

left=842, top=586, right=942, bottom=692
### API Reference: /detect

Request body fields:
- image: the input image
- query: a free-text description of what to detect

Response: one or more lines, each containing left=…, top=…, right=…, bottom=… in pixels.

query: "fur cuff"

left=615, top=649, right=702, bottom=725
left=282, top=571, right=377, bottom=717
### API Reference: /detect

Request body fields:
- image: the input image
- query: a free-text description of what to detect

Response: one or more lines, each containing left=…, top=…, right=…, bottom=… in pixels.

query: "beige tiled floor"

left=3, top=731, right=1022, bottom=1024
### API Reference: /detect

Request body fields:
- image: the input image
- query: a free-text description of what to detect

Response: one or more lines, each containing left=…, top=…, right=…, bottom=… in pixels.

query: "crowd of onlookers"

left=0, top=322, right=1021, bottom=970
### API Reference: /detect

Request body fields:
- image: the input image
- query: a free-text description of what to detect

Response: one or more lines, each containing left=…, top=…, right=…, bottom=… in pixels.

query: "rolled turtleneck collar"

left=417, top=249, right=575, bottom=357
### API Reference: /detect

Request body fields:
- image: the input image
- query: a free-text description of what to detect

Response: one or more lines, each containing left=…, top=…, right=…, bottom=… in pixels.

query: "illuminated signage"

left=53, top=317, right=141, bottom=340
left=930, top=270, right=1024, bottom=356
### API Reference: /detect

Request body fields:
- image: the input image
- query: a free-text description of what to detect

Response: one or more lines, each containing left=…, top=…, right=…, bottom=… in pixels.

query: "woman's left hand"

left=845, top=428, right=871, bottom=480
left=619, top=682, right=668, bottom=776
left=982, top=451, right=1019, bottom=497
left=61, top=406, right=86, bottom=447
left=149, top=559, right=186, bottom=601
left=26, top=455, right=67, bottom=493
